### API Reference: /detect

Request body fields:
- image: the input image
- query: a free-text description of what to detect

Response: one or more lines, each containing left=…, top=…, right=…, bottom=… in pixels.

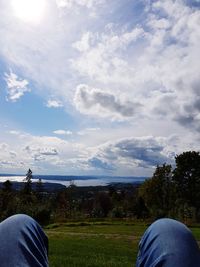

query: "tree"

left=25, top=168, right=33, bottom=183
left=133, top=197, right=149, bottom=219
left=0, top=180, right=15, bottom=220
left=139, top=164, right=173, bottom=218
left=173, top=151, right=200, bottom=220
left=36, top=178, right=44, bottom=194
left=2, top=180, right=13, bottom=192
left=93, top=192, right=112, bottom=217
left=23, top=169, right=33, bottom=194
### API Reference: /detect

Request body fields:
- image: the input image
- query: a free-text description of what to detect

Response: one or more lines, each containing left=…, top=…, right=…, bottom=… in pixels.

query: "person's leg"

left=136, top=218, right=200, bottom=267
left=0, top=214, right=48, bottom=267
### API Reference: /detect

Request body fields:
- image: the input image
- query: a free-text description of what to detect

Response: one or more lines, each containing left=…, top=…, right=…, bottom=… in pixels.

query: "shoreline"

left=0, top=174, right=147, bottom=187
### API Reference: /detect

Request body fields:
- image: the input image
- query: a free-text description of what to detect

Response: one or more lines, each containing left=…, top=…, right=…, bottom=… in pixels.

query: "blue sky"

left=0, top=0, right=199, bottom=176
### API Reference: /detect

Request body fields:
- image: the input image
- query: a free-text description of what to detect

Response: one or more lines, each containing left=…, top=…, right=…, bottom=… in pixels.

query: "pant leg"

left=0, top=214, right=48, bottom=267
left=136, top=218, right=200, bottom=267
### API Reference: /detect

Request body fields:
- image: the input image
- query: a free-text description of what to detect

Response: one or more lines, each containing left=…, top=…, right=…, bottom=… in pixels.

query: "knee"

left=5, top=214, right=35, bottom=224
left=0, top=214, right=41, bottom=246
left=2, top=214, right=38, bottom=232
left=0, top=214, right=48, bottom=267
left=137, top=218, right=200, bottom=267
left=140, top=218, right=199, bottom=248
left=149, top=218, right=188, bottom=233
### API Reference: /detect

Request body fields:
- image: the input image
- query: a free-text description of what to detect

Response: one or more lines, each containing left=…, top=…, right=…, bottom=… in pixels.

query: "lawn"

left=45, top=221, right=146, bottom=267
left=45, top=221, right=200, bottom=267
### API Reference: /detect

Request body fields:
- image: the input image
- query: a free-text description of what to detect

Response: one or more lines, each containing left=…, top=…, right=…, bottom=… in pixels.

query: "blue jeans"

left=136, top=218, right=200, bottom=267
left=0, top=214, right=48, bottom=267
left=0, top=216, right=200, bottom=266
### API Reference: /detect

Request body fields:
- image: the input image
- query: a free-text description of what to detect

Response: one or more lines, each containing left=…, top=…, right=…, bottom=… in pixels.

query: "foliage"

left=173, top=151, right=200, bottom=220
left=139, top=164, right=173, bottom=218
left=0, top=151, right=200, bottom=224
left=23, top=168, right=33, bottom=194
left=139, top=151, right=200, bottom=222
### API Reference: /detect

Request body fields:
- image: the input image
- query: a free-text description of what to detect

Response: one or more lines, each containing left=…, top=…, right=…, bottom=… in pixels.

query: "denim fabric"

left=1, top=215, right=200, bottom=267
left=0, top=214, right=48, bottom=267
left=136, top=218, right=200, bottom=267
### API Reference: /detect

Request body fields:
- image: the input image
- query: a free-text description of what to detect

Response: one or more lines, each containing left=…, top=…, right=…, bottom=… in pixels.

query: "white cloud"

left=84, top=134, right=200, bottom=175
left=56, top=0, right=104, bottom=9
left=0, top=126, right=200, bottom=175
left=53, top=130, right=72, bottom=135
left=1, top=0, right=199, bottom=124
left=73, top=27, right=144, bottom=53
left=25, top=145, right=59, bottom=161
left=74, top=84, right=142, bottom=119
left=8, top=130, right=21, bottom=135
left=71, top=0, right=200, bottom=130
left=46, top=100, right=63, bottom=108
left=77, top=127, right=100, bottom=135
left=10, top=151, right=17, bottom=158
left=4, top=71, right=30, bottom=102
left=0, top=143, right=9, bottom=151
left=71, top=27, right=144, bottom=84
left=72, top=31, right=94, bottom=52
left=0, top=0, right=200, bottom=175
left=16, top=134, right=90, bottom=173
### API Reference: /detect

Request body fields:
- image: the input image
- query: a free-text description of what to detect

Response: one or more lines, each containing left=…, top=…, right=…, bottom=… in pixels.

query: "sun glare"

left=11, top=0, right=46, bottom=24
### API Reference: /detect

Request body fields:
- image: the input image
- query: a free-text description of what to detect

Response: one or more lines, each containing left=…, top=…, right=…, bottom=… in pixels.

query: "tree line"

left=139, top=151, right=200, bottom=222
left=0, top=169, right=142, bottom=224
left=0, top=151, right=200, bottom=225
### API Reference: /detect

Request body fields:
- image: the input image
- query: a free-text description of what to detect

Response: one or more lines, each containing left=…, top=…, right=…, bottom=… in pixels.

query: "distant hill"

left=0, top=174, right=148, bottom=187
left=0, top=181, right=66, bottom=192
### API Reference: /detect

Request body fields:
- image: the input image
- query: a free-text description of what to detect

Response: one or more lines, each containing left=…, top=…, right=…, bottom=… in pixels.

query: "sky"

left=0, top=0, right=200, bottom=176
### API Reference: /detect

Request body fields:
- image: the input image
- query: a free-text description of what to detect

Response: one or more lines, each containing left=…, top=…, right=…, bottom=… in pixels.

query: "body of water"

left=0, top=174, right=147, bottom=187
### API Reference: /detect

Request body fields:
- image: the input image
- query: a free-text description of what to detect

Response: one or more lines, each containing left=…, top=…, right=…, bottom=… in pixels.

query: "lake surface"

left=0, top=174, right=147, bottom=186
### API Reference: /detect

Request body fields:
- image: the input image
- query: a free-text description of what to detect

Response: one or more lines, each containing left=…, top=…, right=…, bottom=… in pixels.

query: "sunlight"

left=11, top=0, right=46, bottom=24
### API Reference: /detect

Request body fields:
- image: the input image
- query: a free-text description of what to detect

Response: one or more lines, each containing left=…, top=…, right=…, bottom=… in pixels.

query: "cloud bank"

left=0, top=0, right=199, bottom=175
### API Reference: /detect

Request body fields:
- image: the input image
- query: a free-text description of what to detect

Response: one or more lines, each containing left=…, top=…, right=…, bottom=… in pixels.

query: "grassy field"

left=45, top=221, right=200, bottom=267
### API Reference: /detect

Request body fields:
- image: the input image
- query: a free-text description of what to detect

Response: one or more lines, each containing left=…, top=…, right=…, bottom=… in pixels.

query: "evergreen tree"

left=23, top=168, right=33, bottom=194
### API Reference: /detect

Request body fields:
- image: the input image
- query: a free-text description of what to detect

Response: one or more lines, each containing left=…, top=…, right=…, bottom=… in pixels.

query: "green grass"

left=46, top=221, right=146, bottom=267
left=46, top=221, right=200, bottom=267
left=49, top=236, right=136, bottom=267
left=191, top=227, right=200, bottom=240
